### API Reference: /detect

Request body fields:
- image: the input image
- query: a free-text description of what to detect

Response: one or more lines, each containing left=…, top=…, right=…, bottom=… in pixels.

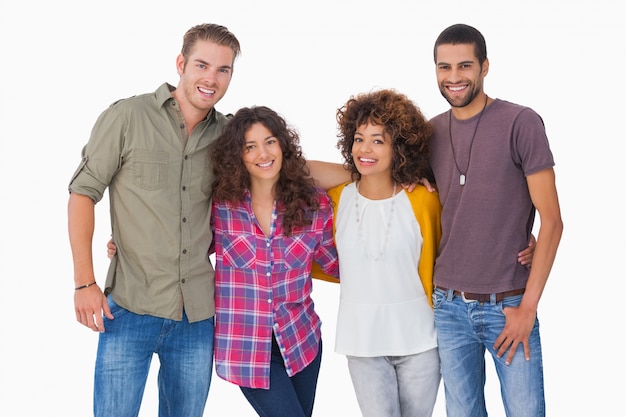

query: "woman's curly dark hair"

left=336, top=89, right=433, bottom=184
left=209, top=106, right=320, bottom=236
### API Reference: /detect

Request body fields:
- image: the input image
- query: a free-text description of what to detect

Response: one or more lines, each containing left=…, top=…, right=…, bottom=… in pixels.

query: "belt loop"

left=446, top=288, right=454, bottom=301
left=490, top=293, right=497, bottom=305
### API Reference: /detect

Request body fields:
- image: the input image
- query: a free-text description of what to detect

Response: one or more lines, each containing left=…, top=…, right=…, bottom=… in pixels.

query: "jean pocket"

left=432, top=288, right=446, bottom=309
left=106, top=295, right=129, bottom=319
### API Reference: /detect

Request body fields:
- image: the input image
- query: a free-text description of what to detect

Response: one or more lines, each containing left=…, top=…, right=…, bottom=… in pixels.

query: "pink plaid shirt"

left=211, top=188, right=339, bottom=389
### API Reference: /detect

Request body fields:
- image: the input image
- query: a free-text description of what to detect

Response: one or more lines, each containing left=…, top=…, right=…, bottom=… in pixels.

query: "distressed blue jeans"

left=94, top=295, right=214, bottom=417
left=433, top=288, right=545, bottom=417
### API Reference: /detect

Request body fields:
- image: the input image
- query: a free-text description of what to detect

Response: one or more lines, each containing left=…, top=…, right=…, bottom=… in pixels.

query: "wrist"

left=75, top=281, right=97, bottom=291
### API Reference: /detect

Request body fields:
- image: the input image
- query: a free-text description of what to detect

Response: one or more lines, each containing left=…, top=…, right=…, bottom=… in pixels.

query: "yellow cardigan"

left=311, top=183, right=442, bottom=306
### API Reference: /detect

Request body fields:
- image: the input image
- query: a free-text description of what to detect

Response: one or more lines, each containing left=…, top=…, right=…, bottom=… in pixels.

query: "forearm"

left=68, top=192, right=97, bottom=286
left=520, top=217, right=563, bottom=311
left=306, top=160, right=352, bottom=191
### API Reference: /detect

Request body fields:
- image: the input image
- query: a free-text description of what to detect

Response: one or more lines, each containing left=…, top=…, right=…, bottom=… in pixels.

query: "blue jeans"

left=240, top=336, right=322, bottom=417
left=433, top=288, right=545, bottom=417
left=94, top=295, right=214, bottom=417
left=347, top=348, right=441, bottom=417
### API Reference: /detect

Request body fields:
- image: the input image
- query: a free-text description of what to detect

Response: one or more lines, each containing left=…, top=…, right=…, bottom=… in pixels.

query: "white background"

left=0, top=0, right=623, bottom=416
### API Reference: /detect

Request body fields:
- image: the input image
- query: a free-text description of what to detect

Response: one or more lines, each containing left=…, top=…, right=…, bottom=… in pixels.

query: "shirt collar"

left=156, top=82, right=216, bottom=123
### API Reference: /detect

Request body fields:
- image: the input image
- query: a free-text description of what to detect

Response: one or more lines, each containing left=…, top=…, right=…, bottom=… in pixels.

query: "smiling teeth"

left=359, top=158, right=376, bottom=163
left=449, top=86, right=465, bottom=91
left=258, top=161, right=272, bottom=167
left=199, top=87, right=214, bottom=94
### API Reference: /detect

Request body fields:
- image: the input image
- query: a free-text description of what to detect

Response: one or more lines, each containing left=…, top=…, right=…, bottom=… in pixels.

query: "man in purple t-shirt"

left=429, top=24, right=563, bottom=417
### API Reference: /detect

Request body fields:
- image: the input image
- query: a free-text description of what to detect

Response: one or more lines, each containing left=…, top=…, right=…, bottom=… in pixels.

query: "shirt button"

left=267, top=299, right=272, bottom=303
left=266, top=272, right=271, bottom=277
left=182, top=217, right=187, bottom=223
left=266, top=242, right=270, bottom=247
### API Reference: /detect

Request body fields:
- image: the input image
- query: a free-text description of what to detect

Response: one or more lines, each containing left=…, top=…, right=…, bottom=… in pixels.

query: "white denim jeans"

left=346, top=348, right=440, bottom=417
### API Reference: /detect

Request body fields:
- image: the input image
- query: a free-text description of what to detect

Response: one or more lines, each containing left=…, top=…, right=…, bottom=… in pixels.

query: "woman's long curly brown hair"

left=336, top=89, right=433, bottom=184
left=209, top=106, right=320, bottom=236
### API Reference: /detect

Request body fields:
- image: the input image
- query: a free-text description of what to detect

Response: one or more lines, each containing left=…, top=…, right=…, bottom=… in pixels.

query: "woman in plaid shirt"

left=208, top=106, right=339, bottom=417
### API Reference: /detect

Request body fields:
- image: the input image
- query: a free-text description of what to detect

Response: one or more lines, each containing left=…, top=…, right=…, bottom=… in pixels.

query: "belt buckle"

left=460, top=292, right=477, bottom=303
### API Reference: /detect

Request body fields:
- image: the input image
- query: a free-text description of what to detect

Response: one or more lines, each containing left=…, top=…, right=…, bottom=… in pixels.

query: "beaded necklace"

left=354, top=181, right=397, bottom=260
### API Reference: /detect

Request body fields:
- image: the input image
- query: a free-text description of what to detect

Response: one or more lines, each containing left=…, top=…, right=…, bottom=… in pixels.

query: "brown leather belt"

left=436, top=287, right=525, bottom=303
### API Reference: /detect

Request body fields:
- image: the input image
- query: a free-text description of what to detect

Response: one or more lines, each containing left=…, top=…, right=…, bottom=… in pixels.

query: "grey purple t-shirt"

left=429, top=98, right=554, bottom=294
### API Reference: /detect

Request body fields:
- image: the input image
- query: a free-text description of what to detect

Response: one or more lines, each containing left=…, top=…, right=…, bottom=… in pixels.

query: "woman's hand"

left=106, top=239, right=116, bottom=259
left=518, top=234, right=536, bottom=267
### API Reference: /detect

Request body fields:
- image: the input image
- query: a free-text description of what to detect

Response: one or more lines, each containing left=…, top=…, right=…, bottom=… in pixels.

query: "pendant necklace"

left=448, top=95, right=488, bottom=186
left=354, top=181, right=397, bottom=260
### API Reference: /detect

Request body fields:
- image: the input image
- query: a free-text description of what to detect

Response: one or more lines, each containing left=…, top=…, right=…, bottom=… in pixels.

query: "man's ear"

left=175, top=54, right=185, bottom=76
left=482, top=57, right=490, bottom=78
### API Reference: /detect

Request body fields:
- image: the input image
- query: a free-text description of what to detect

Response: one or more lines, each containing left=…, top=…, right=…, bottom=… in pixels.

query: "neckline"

left=355, top=178, right=397, bottom=200
left=354, top=181, right=397, bottom=260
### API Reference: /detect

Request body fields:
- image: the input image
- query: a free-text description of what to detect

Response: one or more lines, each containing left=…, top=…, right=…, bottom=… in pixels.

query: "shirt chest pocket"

left=222, top=233, right=257, bottom=269
left=131, top=149, right=169, bottom=191
left=275, top=233, right=317, bottom=271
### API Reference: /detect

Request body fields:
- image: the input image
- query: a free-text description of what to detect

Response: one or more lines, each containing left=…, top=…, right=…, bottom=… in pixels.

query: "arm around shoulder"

left=306, top=160, right=352, bottom=191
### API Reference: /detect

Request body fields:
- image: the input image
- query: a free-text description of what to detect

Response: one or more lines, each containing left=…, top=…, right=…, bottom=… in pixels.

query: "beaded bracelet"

left=75, top=281, right=97, bottom=291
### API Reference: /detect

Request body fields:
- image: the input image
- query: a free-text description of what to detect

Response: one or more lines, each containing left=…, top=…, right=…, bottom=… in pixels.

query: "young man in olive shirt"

left=68, top=24, right=240, bottom=417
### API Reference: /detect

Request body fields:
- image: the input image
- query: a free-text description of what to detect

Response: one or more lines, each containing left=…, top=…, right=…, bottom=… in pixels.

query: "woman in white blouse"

left=313, top=89, right=442, bottom=417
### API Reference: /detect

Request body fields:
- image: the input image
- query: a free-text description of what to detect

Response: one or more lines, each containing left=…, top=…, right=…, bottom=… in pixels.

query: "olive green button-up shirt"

left=69, top=83, right=230, bottom=322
